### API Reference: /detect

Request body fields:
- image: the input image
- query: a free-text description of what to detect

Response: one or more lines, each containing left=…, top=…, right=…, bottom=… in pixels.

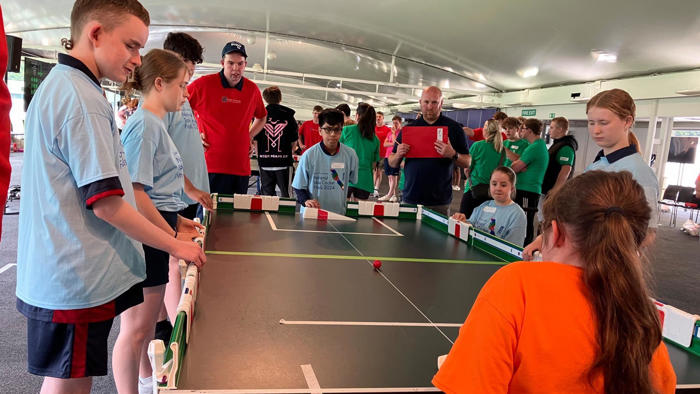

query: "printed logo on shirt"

left=221, top=96, right=242, bottom=104
left=175, top=153, right=184, bottom=178
left=263, top=120, right=288, bottom=152
left=182, top=110, right=198, bottom=130
left=118, top=150, right=127, bottom=169
left=561, top=156, right=570, bottom=162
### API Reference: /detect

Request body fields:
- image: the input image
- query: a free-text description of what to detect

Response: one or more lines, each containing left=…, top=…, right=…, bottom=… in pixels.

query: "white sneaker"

left=452, top=185, right=460, bottom=191
left=378, top=194, right=391, bottom=201
left=389, top=196, right=398, bottom=202
left=138, top=376, right=153, bottom=394
left=373, top=189, right=380, bottom=197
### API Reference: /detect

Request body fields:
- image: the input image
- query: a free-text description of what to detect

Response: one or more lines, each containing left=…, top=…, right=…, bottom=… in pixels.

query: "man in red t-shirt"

left=298, top=105, right=323, bottom=154
left=373, top=111, right=392, bottom=196
left=188, top=40, right=267, bottom=195
left=0, top=5, right=12, bottom=241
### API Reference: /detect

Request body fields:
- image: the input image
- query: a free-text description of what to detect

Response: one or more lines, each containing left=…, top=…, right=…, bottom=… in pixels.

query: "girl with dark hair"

left=435, top=170, right=676, bottom=393
left=114, top=48, right=206, bottom=393
left=451, top=166, right=526, bottom=246
left=340, top=102, right=380, bottom=201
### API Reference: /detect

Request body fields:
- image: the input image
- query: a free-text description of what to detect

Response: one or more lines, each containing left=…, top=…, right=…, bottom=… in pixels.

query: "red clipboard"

left=401, top=126, right=449, bottom=158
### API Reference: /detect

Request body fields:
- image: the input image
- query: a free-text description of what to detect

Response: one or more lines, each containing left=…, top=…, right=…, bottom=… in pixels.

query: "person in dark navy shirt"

left=388, top=86, right=470, bottom=215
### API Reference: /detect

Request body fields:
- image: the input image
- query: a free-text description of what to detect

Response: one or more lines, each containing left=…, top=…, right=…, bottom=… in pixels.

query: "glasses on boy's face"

left=321, top=126, right=343, bottom=135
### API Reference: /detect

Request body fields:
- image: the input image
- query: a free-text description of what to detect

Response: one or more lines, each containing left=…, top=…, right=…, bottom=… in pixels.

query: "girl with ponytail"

left=113, top=48, right=206, bottom=393
left=340, top=102, right=381, bottom=201
left=434, top=170, right=675, bottom=393
left=457, top=119, right=506, bottom=217
left=523, top=88, right=659, bottom=259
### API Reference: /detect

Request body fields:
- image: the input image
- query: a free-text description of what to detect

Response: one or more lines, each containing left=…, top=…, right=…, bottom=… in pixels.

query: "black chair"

left=677, top=186, right=700, bottom=222
left=658, top=185, right=683, bottom=226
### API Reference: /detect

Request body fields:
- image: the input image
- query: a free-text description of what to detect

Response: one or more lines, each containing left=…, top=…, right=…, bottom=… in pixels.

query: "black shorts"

left=384, top=158, right=400, bottom=176
left=142, top=210, right=178, bottom=287
left=208, top=173, right=250, bottom=195
left=18, top=283, right=143, bottom=378
left=178, top=203, right=199, bottom=220
left=347, top=186, right=371, bottom=200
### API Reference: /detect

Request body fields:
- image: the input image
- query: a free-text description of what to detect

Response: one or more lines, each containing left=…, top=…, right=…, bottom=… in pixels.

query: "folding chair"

left=658, top=185, right=682, bottom=226
left=677, top=186, right=700, bottom=222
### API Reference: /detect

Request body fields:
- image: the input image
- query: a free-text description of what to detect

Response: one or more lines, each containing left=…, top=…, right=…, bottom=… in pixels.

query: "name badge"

left=331, top=162, right=345, bottom=169
left=483, top=206, right=497, bottom=213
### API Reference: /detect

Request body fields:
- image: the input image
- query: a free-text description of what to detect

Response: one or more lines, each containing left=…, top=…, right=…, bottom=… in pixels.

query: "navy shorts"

left=208, top=173, right=250, bottom=195
left=384, top=158, right=400, bottom=176
left=142, top=210, right=178, bottom=287
left=178, top=203, right=199, bottom=220
left=18, top=283, right=143, bottom=378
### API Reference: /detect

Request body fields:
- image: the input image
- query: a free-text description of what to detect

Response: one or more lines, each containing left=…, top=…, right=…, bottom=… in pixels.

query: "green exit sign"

left=549, top=113, right=556, bottom=119
left=522, top=109, right=536, bottom=116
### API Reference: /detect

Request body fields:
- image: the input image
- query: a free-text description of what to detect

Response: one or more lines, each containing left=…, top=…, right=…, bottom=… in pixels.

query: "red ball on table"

left=373, top=260, right=382, bottom=270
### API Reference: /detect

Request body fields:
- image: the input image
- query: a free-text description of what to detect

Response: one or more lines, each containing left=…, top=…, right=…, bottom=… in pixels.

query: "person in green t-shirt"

left=511, top=118, right=549, bottom=244
left=502, top=116, right=529, bottom=167
left=458, top=119, right=506, bottom=217
left=340, top=102, right=381, bottom=201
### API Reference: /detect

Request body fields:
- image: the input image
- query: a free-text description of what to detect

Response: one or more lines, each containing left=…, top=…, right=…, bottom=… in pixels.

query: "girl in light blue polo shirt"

left=114, top=49, right=204, bottom=393
left=452, top=166, right=527, bottom=246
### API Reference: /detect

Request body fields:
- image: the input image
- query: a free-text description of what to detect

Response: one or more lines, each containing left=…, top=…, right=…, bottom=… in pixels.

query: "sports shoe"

left=452, top=185, right=460, bottom=191
left=389, top=196, right=398, bottom=202
left=378, top=194, right=392, bottom=201
left=373, top=189, right=380, bottom=197
left=138, top=376, right=153, bottom=394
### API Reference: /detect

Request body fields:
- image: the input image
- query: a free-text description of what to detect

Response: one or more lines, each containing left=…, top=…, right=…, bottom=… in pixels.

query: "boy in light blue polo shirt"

left=164, top=32, right=211, bottom=219
left=293, top=109, right=358, bottom=215
left=166, top=100, right=210, bottom=210
left=15, top=2, right=204, bottom=391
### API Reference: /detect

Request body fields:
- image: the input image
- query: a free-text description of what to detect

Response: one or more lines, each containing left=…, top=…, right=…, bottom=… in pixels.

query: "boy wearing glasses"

left=292, top=109, right=358, bottom=215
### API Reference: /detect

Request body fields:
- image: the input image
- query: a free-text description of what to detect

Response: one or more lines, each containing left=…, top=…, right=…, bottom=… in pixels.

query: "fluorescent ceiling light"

left=570, top=97, right=591, bottom=102
left=452, top=102, right=482, bottom=109
left=676, top=89, right=700, bottom=96
left=591, top=50, right=617, bottom=63
left=517, top=67, right=539, bottom=78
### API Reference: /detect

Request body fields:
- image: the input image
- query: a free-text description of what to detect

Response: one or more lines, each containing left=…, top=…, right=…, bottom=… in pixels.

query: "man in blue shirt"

left=389, top=86, right=470, bottom=215
left=292, top=109, right=358, bottom=215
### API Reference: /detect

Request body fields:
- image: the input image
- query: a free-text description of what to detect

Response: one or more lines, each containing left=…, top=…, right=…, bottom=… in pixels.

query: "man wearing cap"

left=188, top=41, right=267, bottom=195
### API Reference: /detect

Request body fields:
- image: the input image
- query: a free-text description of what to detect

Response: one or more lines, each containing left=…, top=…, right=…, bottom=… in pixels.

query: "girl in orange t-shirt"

left=433, top=170, right=676, bottom=394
